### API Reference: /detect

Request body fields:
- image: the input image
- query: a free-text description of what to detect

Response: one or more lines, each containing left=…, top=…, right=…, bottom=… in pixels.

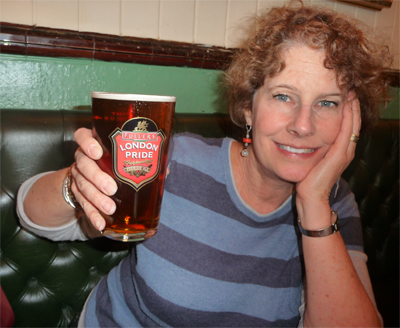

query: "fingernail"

left=102, top=181, right=117, bottom=195
left=102, top=200, right=116, bottom=215
left=95, top=219, right=105, bottom=231
left=88, top=145, right=101, bottom=159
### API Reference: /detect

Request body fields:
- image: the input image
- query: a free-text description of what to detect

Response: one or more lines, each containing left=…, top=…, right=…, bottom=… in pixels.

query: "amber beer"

left=91, top=92, right=176, bottom=242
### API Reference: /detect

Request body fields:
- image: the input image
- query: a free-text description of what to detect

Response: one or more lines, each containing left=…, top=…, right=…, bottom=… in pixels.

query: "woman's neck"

left=230, top=141, right=295, bottom=215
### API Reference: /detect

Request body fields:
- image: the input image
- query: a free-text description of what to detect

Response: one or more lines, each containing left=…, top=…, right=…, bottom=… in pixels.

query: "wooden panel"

left=0, top=23, right=233, bottom=70
left=0, top=22, right=398, bottom=86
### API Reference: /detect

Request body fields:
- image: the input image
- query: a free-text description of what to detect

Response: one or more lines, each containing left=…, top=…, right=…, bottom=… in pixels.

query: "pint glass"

left=91, top=92, right=176, bottom=242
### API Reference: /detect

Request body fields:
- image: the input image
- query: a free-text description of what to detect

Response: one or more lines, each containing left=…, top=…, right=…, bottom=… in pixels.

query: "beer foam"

left=91, top=91, right=176, bottom=102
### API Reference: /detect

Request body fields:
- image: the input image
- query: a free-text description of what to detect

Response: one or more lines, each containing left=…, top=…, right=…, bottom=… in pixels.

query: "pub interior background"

left=0, top=0, right=399, bottom=326
left=0, top=0, right=399, bottom=116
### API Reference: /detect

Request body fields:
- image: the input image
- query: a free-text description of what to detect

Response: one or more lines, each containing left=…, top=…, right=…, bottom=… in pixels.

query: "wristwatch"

left=298, top=210, right=339, bottom=237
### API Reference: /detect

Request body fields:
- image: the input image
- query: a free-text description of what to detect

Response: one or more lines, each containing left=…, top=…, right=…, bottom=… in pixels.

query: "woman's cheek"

left=317, top=108, right=343, bottom=142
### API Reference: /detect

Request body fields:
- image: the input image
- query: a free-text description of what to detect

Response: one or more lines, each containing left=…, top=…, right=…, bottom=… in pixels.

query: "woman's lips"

left=277, top=144, right=316, bottom=154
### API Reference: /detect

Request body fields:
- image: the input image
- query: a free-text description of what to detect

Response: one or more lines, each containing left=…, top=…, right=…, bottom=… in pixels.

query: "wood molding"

left=0, top=22, right=234, bottom=70
left=386, top=69, right=400, bottom=88
left=1, top=22, right=398, bottom=87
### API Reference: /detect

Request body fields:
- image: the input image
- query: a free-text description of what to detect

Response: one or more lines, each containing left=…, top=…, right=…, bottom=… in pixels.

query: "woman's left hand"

left=295, top=92, right=361, bottom=226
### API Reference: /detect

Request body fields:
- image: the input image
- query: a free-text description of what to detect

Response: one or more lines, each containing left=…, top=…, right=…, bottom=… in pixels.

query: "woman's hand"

left=295, top=92, right=361, bottom=227
left=71, top=128, right=118, bottom=231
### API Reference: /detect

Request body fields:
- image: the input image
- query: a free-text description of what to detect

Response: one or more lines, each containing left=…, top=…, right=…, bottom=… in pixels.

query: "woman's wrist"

left=62, top=164, right=82, bottom=210
left=26, top=169, right=77, bottom=225
left=298, top=210, right=339, bottom=237
left=296, top=200, right=333, bottom=231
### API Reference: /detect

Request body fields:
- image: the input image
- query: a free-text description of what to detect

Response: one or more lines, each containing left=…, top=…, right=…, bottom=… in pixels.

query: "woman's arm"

left=297, top=250, right=382, bottom=327
left=301, top=231, right=380, bottom=327
left=24, top=168, right=75, bottom=227
left=296, top=96, right=381, bottom=327
left=18, top=172, right=95, bottom=240
left=23, top=128, right=117, bottom=232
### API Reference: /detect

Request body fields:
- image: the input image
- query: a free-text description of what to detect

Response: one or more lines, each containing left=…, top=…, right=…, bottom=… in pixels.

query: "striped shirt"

left=84, top=133, right=363, bottom=327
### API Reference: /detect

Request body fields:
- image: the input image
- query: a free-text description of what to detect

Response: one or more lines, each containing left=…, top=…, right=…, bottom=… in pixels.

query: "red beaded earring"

left=241, top=124, right=252, bottom=157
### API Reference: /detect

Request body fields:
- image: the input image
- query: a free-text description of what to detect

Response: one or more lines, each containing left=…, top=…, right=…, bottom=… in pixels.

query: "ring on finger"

left=350, top=134, right=360, bottom=143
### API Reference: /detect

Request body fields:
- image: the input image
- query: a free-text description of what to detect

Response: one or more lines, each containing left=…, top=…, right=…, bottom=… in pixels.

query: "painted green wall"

left=383, top=87, right=400, bottom=119
left=0, top=54, right=228, bottom=114
left=0, top=54, right=398, bottom=119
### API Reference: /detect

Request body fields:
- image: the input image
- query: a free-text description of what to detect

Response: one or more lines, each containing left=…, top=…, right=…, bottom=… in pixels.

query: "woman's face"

left=245, top=45, right=345, bottom=183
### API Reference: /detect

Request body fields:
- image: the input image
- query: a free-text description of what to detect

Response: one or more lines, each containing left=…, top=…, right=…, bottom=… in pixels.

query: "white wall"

left=1, top=0, right=398, bottom=69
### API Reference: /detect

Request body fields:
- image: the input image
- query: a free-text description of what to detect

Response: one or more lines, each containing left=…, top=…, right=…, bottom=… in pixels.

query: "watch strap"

left=298, top=210, right=339, bottom=237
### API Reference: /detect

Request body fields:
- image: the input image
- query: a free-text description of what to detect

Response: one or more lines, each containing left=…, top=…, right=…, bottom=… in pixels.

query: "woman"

left=18, top=2, right=391, bottom=327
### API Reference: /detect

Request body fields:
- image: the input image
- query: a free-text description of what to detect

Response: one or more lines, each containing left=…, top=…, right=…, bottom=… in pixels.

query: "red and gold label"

left=109, top=117, right=165, bottom=191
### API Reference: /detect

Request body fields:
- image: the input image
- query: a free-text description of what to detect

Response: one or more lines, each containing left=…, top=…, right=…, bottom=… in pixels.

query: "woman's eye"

left=318, top=100, right=338, bottom=108
left=274, top=94, right=290, bottom=102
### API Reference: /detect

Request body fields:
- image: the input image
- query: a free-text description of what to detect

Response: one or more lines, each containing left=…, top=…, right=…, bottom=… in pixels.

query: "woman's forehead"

left=262, top=45, right=346, bottom=91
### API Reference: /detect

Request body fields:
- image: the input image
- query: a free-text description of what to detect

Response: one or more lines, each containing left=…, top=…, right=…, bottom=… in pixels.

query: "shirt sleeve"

left=17, top=171, right=100, bottom=241
left=330, top=178, right=364, bottom=252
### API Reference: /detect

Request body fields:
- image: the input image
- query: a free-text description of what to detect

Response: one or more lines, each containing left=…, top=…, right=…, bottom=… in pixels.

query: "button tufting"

left=1, top=110, right=398, bottom=327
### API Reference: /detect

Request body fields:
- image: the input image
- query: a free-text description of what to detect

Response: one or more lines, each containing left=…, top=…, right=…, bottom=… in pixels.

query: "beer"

left=91, top=92, right=176, bottom=242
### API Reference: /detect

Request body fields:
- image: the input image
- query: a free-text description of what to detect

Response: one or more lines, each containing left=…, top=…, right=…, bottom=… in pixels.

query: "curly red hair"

left=224, top=1, right=393, bottom=130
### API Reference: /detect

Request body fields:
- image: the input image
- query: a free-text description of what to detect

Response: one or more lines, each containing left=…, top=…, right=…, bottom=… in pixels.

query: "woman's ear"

left=244, top=109, right=253, bottom=126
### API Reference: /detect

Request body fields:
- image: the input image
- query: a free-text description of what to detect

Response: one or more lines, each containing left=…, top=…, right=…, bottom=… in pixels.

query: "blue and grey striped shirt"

left=85, top=133, right=363, bottom=327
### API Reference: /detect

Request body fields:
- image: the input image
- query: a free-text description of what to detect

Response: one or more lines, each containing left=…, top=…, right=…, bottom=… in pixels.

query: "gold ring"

left=350, top=134, right=359, bottom=143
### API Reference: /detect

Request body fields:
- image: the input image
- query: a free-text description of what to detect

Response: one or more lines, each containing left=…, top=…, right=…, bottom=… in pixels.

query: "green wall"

left=0, top=53, right=398, bottom=119
left=384, top=88, right=400, bottom=119
left=0, top=54, right=228, bottom=114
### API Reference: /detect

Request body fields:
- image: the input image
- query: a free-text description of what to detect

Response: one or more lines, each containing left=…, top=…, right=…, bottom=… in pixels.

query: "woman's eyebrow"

left=269, top=84, right=297, bottom=91
left=266, top=84, right=344, bottom=99
left=319, top=92, right=342, bottom=96
left=318, top=93, right=345, bottom=100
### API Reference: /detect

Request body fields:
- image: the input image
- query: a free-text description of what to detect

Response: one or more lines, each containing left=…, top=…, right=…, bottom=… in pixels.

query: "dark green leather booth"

left=1, top=109, right=398, bottom=327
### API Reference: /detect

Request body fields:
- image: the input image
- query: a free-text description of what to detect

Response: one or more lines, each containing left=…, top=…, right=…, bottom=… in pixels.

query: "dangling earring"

left=241, top=124, right=252, bottom=157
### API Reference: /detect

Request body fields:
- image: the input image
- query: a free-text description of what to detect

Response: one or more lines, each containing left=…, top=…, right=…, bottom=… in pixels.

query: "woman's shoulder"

left=329, top=177, right=355, bottom=206
left=167, top=133, right=232, bottom=185
left=331, top=178, right=363, bottom=251
left=171, top=133, right=230, bottom=160
left=173, top=132, right=227, bottom=147
left=330, top=178, right=359, bottom=217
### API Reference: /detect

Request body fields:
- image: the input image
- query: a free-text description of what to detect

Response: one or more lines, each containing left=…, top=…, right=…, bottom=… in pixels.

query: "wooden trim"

left=0, top=22, right=234, bottom=70
left=386, top=69, right=400, bottom=88
left=1, top=22, right=399, bottom=87
left=338, top=0, right=393, bottom=11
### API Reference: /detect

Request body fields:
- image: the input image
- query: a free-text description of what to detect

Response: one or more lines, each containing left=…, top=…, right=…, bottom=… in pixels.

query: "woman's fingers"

left=296, top=93, right=360, bottom=203
left=71, top=128, right=118, bottom=231
left=71, top=163, right=116, bottom=231
left=70, top=177, right=107, bottom=231
left=325, top=93, right=360, bottom=168
left=72, top=161, right=116, bottom=213
left=347, top=97, right=361, bottom=156
left=74, top=150, right=117, bottom=196
left=74, top=127, right=117, bottom=197
left=74, top=127, right=103, bottom=160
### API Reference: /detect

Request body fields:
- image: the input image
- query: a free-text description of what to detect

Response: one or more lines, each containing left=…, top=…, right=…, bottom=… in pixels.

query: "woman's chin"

left=276, top=168, right=311, bottom=184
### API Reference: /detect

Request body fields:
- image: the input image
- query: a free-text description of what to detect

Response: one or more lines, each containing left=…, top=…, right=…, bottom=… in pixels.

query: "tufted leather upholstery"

left=0, top=109, right=398, bottom=327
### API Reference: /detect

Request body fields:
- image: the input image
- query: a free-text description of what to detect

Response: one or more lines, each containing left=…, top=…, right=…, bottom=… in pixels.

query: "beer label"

left=109, top=117, right=165, bottom=191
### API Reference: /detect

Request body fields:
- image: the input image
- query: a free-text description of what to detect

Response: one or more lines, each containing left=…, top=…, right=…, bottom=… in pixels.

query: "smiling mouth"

left=278, top=144, right=316, bottom=154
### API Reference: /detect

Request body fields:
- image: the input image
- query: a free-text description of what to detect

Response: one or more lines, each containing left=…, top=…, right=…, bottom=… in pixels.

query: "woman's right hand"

left=71, top=128, right=118, bottom=231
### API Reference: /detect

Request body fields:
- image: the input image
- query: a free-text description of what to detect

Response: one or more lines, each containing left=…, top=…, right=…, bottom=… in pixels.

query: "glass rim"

left=91, top=91, right=176, bottom=102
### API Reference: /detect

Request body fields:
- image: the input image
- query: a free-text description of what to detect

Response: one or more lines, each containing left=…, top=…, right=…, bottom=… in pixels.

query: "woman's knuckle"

left=78, top=180, right=92, bottom=196
left=81, top=201, right=90, bottom=213
left=73, top=129, right=80, bottom=141
left=76, top=155, right=91, bottom=171
left=91, top=170, right=105, bottom=184
left=75, top=152, right=84, bottom=165
left=74, top=127, right=87, bottom=139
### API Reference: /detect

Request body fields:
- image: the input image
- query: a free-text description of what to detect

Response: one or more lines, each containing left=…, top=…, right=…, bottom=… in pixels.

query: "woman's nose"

left=287, top=105, right=315, bottom=137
